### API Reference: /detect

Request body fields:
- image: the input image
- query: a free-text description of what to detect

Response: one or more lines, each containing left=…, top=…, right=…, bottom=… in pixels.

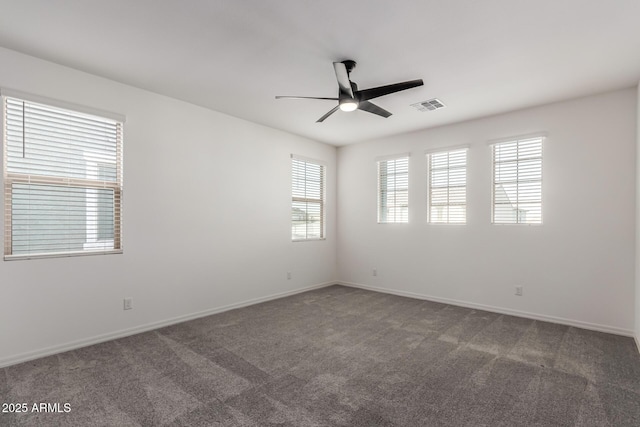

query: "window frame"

left=426, top=146, right=468, bottom=224
left=377, top=154, right=410, bottom=224
left=490, top=135, right=544, bottom=225
left=291, top=154, right=326, bottom=242
left=2, top=90, right=125, bottom=260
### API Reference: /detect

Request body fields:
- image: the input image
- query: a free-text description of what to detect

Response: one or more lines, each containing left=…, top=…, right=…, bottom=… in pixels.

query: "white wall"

left=337, top=88, right=637, bottom=334
left=0, top=47, right=337, bottom=366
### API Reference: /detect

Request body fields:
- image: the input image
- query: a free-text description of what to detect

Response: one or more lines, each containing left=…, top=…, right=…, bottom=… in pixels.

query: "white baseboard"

left=338, top=281, right=635, bottom=338
left=0, top=281, right=335, bottom=368
left=635, top=334, right=640, bottom=355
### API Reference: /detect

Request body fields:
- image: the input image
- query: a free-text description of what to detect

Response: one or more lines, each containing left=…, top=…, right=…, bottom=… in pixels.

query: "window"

left=378, top=155, right=409, bottom=223
left=492, top=136, right=543, bottom=224
left=291, top=155, right=325, bottom=241
left=2, top=93, right=124, bottom=259
left=427, top=148, right=467, bottom=223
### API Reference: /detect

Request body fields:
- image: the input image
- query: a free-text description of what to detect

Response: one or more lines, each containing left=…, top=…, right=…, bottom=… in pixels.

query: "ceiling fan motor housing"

left=340, top=82, right=360, bottom=101
left=338, top=61, right=359, bottom=110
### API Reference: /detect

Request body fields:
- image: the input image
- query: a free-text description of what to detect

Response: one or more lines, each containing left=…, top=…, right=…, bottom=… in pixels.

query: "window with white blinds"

left=291, top=156, right=325, bottom=241
left=2, top=95, right=124, bottom=259
left=492, top=136, right=543, bottom=224
left=427, top=148, right=467, bottom=224
left=378, top=156, right=409, bottom=223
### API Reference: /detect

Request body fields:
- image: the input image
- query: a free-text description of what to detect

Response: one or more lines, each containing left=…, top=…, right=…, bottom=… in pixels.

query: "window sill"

left=4, top=249, right=123, bottom=261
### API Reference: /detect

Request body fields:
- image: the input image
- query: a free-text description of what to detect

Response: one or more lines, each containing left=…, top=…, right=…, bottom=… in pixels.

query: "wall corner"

left=635, top=82, right=640, bottom=353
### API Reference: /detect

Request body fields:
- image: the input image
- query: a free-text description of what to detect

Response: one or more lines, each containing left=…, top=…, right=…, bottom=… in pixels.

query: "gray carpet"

left=2, top=285, right=640, bottom=426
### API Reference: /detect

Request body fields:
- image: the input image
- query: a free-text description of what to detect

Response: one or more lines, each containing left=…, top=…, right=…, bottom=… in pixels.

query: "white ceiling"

left=1, top=0, right=639, bottom=146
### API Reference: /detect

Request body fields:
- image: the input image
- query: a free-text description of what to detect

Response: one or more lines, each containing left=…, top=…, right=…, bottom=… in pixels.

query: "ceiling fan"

left=276, top=60, right=424, bottom=122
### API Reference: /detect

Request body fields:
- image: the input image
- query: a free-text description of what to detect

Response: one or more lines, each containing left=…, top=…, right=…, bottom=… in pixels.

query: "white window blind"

left=378, top=156, right=409, bottom=223
left=3, top=95, right=124, bottom=259
left=492, top=136, right=543, bottom=224
left=428, top=148, right=467, bottom=224
left=291, top=156, right=325, bottom=241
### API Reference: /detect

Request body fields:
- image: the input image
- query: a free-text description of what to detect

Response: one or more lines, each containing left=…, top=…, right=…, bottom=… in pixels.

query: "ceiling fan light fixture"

left=339, top=99, right=359, bottom=112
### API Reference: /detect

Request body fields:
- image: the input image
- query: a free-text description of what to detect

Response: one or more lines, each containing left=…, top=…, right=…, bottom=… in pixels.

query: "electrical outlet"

left=123, top=297, right=133, bottom=310
left=287, top=272, right=291, bottom=280
left=515, top=286, right=523, bottom=296
left=372, top=269, right=377, bottom=277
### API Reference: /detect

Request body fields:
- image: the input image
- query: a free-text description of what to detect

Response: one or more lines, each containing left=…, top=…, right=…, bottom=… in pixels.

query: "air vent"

left=411, top=98, right=446, bottom=112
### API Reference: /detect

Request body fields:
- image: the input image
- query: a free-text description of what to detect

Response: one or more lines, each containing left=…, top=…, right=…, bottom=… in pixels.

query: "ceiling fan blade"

left=333, top=62, right=354, bottom=98
left=357, top=79, right=424, bottom=102
left=358, top=101, right=392, bottom=118
left=316, top=105, right=340, bottom=123
left=276, top=96, right=338, bottom=100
